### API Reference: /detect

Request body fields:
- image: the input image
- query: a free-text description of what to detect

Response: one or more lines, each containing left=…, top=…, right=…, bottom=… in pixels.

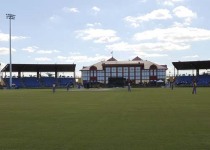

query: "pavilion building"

left=80, top=56, right=167, bottom=85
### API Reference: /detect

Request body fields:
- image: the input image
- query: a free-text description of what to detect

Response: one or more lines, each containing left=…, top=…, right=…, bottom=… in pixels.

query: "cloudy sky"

left=0, top=0, right=210, bottom=76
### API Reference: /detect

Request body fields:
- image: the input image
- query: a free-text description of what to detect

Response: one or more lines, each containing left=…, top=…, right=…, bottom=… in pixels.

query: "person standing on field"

left=66, top=82, right=70, bottom=91
left=52, top=83, right=56, bottom=93
left=128, top=82, right=131, bottom=92
left=192, top=81, right=197, bottom=94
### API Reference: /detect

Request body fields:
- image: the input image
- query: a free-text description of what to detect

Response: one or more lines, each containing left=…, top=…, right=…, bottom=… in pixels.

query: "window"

left=106, top=72, right=110, bottom=77
left=97, top=71, right=104, bottom=76
left=130, top=67, right=134, bottom=73
left=82, top=71, right=89, bottom=77
left=135, top=67, right=141, bottom=79
left=97, top=71, right=104, bottom=82
left=130, top=76, right=135, bottom=79
left=105, top=67, right=111, bottom=78
left=97, top=76, right=104, bottom=82
left=105, top=77, right=109, bottom=83
left=106, top=67, right=110, bottom=72
left=123, top=67, right=128, bottom=78
left=111, top=72, right=116, bottom=77
left=111, top=67, right=116, bottom=72
left=150, top=69, right=157, bottom=76
left=129, top=67, right=135, bottom=79
left=130, top=72, right=134, bottom=77
left=82, top=71, right=90, bottom=81
left=118, top=72, right=123, bottom=77
left=124, top=72, right=128, bottom=78
left=142, top=70, right=149, bottom=80
left=118, top=67, right=122, bottom=72
left=136, top=67, right=141, bottom=72
left=123, top=67, right=128, bottom=73
left=157, top=69, right=166, bottom=79
left=111, top=67, right=116, bottom=77
left=82, top=76, right=88, bottom=81
left=90, top=70, right=96, bottom=77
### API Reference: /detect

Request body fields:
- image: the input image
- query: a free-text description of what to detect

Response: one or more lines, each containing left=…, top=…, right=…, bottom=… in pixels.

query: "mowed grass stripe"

left=0, top=88, right=210, bottom=150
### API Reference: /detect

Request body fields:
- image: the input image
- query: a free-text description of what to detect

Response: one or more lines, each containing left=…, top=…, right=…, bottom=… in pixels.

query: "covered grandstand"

left=172, top=61, right=210, bottom=86
left=1, top=64, right=76, bottom=88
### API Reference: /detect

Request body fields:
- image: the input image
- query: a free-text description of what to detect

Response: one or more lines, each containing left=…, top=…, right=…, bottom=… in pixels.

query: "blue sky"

left=1, top=0, right=210, bottom=76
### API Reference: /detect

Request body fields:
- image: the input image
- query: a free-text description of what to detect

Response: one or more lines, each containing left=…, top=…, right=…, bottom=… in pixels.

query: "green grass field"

left=0, top=88, right=210, bottom=150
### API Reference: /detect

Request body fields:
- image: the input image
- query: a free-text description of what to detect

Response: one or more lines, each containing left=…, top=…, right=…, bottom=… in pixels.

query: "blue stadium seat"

left=23, top=77, right=41, bottom=87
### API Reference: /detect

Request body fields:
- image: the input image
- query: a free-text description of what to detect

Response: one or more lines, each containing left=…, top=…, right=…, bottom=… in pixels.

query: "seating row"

left=175, top=75, right=210, bottom=86
left=4, top=77, right=75, bottom=88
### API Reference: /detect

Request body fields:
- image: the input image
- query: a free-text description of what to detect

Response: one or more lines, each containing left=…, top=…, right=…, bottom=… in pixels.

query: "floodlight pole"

left=6, top=14, right=15, bottom=89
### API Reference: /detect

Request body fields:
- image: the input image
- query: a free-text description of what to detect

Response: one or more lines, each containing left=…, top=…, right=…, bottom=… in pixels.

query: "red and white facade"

left=80, top=56, right=167, bottom=84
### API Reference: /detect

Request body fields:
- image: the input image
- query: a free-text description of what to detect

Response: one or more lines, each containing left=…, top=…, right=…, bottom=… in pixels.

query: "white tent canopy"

left=157, top=79, right=164, bottom=83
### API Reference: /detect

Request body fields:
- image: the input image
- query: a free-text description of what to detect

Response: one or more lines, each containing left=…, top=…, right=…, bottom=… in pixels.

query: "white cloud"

left=0, top=33, right=8, bottom=41
left=57, top=54, right=109, bottom=63
left=173, top=6, right=197, bottom=26
left=0, top=33, right=27, bottom=42
left=62, top=7, right=79, bottom=13
left=57, top=56, right=66, bottom=60
left=22, top=46, right=60, bottom=54
left=37, top=50, right=59, bottom=54
left=182, top=55, right=199, bottom=59
left=0, top=47, right=16, bottom=55
left=0, top=62, right=6, bottom=68
left=133, top=27, right=210, bottom=43
left=124, top=9, right=172, bottom=27
left=0, top=47, right=9, bottom=55
left=86, top=22, right=101, bottom=27
left=35, top=57, right=52, bottom=62
left=22, top=46, right=38, bottom=53
left=106, top=42, right=170, bottom=58
left=76, top=28, right=120, bottom=43
left=173, top=6, right=196, bottom=18
left=92, top=6, right=100, bottom=12
left=106, top=26, right=210, bottom=56
left=69, top=52, right=81, bottom=55
left=12, top=36, right=27, bottom=40
left=106, top=26, right=210, bottom=55
left=134, top=51, right=168, bottom=58
left=49, top=15, right=61, bottom=23
left=172, top=21, right=185, bottom=27
left=157, top=0, right=184, bottom=6
left=139, top=0, right=147, bottom=3
left=106, top=41, right=190, bottom=52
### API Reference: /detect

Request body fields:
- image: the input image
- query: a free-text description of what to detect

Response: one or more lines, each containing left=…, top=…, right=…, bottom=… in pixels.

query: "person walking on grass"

left=128, top=82, right=131, bottom=92
left=171, top=81, right=174, bottom=90
left=66, top=82, right=70, bottom=91
left=52, top=83, right=56, bottom=93
left=192, top=81, right=197, bottom=94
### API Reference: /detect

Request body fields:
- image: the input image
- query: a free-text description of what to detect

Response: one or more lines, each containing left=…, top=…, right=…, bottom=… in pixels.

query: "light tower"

left=6, top=14, right=15, bottom=89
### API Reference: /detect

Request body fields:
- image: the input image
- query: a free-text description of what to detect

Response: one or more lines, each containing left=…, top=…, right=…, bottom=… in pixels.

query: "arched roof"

left=107, top=57, right=117, bottom=61
left=80, top=56, right=167, bottom=71
left=132, top=56, right=143, bottom=61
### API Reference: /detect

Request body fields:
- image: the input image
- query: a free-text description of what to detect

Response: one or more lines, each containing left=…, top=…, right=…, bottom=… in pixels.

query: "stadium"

left=1, top=59, right=210, bottom=149
left=1, top=1, right=210, bottom=149
left=1, top=58, right=210, bottom=89
left=0, top=56, right=168, bottom=89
